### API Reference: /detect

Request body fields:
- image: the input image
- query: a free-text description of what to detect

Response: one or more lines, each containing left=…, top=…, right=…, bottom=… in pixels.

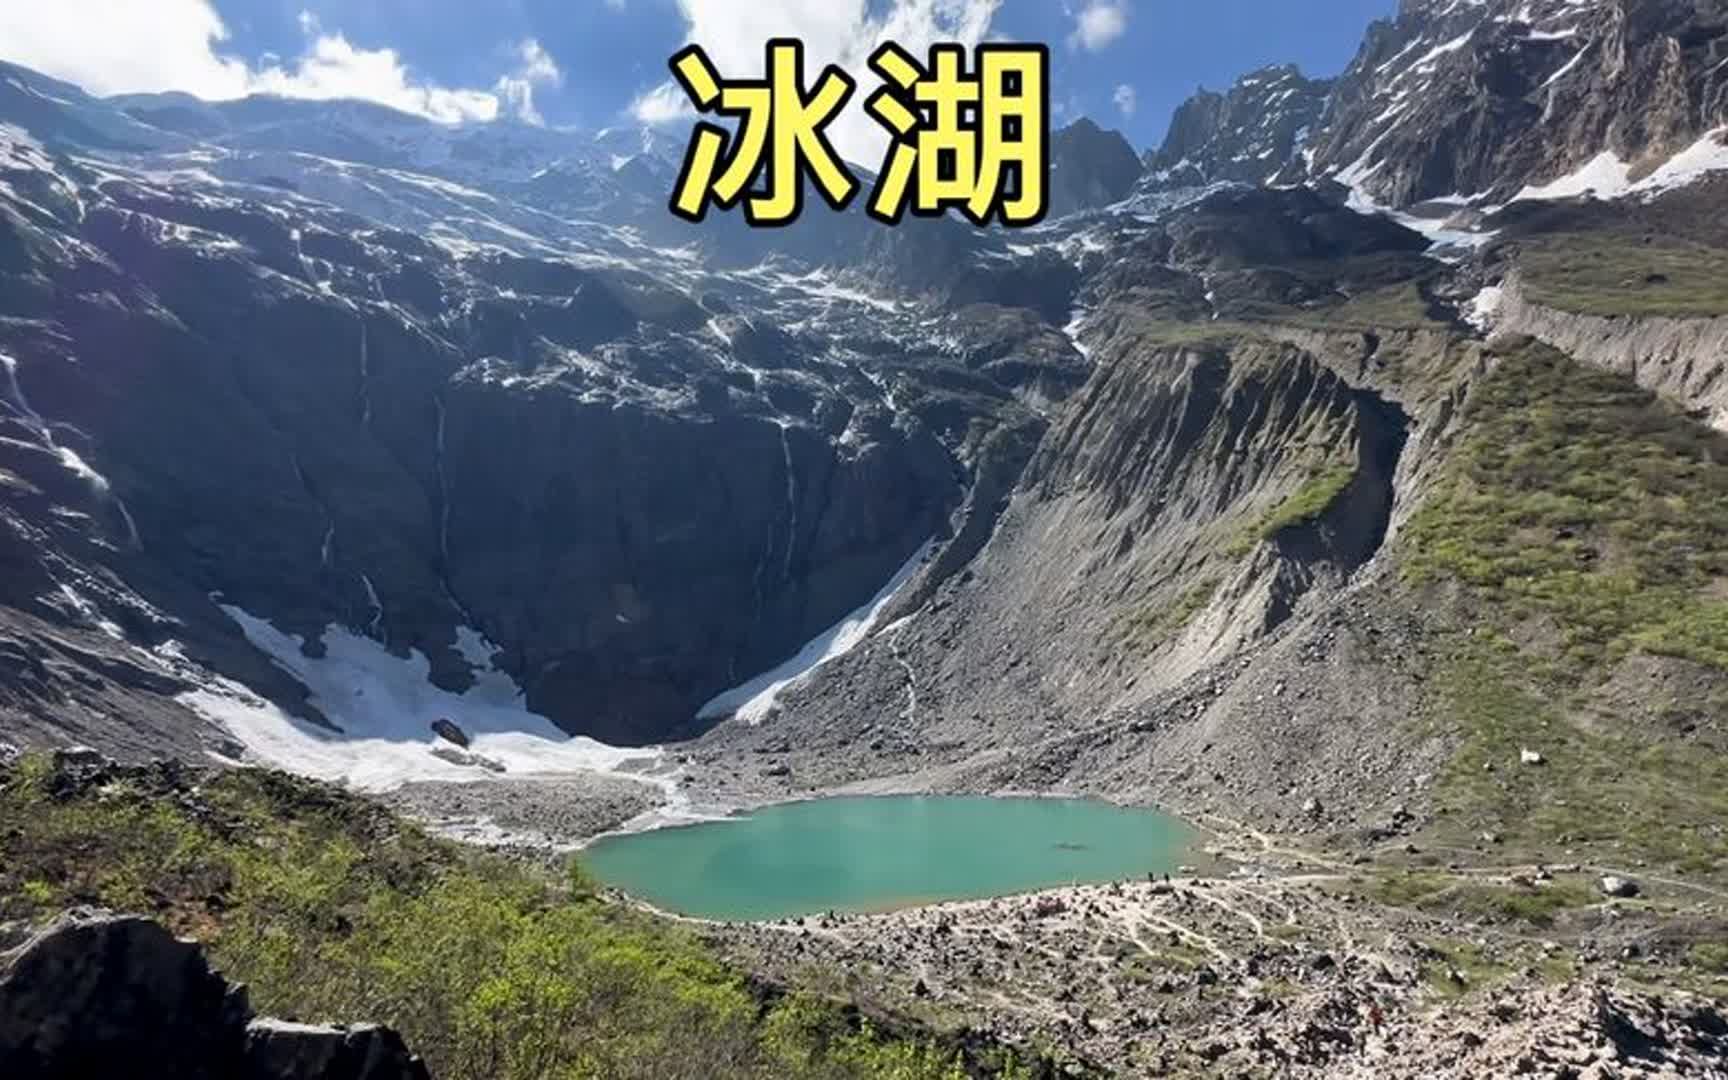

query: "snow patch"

left=698, top=540, right=934, bottom=725
left=182, top=606, right=647, bottom=792
left=1635, top=129, right=1728, bottom=196
left=1336, top=182, right=1497, bottom=260
left=1515, top=151, right=1632, bottom=202
left=1465, top=285, right=1504, bottom=332
left=45, top=584, right=126, bottom=640
left=1512, top=131, right=1728, bottom=204
left=1061, top=308, right=1094, bottom=359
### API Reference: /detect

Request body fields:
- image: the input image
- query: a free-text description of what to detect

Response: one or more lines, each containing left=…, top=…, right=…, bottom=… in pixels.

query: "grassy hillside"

left=1405, top=344, right=1728, bottom=672
left=0, top=756, right=1054, bottom=1080
left=1513, top=231, right=1728, bottom=317
left=1401, top=344, right=1728, bottom=880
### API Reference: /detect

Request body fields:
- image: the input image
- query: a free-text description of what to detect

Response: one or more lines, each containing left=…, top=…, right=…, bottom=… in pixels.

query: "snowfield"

left=180, top=606, right=654, bottom=792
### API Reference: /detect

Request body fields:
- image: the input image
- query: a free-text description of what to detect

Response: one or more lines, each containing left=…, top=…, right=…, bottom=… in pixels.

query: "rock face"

left=1143, top=65, right=1332, bottom=190
left=0, top=66, right=1063, bottom=747
left=0, top=909, right=428, bottom=1080
left=1047, top=119, right=1146, bottom=216
left=1143, top=0, right=1728, bottom=208
left=0, top=910, right=249, bottom=1078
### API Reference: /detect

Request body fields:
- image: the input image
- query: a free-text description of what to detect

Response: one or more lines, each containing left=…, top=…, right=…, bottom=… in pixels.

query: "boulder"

left=429, top=718, right=470, bottom=749
left=1599, top=875, right=1641, bottom=899
left=246, top=1020, right=429, bottom=1080
left=428, top=745, right=507, bottom=773
left=0, top=910, right=249, bottom=1080
left=0, top=910, right=429, bottom=1080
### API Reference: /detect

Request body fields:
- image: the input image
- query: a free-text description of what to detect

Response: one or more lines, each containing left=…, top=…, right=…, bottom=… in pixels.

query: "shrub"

left=0, top=761, right=1037, bottom=1080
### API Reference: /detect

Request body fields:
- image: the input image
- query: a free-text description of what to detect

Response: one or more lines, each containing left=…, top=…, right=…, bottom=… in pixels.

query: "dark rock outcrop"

left=429, top=717, right=469, bottom=748
left=0, top=909, right=428, bottom=1080
left=1047, top=118, right=1145, bottom=217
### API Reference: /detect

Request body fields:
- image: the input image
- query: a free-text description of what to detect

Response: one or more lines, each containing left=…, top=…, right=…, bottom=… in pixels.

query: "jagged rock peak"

left=1144, top=64, right=1333, bottom=190
left=1048, top=117, right=1146, bottom=216
left=1143, top=0, right=1728, bottom=209
left=1310, top=0, right=1728, bottom=206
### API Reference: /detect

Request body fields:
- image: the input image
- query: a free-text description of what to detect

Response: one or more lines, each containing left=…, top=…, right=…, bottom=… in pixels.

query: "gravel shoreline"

left=385, top=770, right=670, bottom=852
left=380, top=763, right=1728, bottom=1076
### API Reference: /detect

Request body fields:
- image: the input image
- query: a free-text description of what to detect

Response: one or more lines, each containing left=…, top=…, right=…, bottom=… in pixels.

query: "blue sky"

left=3, top=1, right=1395, bottom=156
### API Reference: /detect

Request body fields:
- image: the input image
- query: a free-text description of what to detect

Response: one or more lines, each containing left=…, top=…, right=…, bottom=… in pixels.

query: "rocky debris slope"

left=385, top=771, right=664, bottom=850
left=1355, top=980, right=1728, bottom=1079
left=0, top=909, right=428, bottom=1080
left=692, top=184, right=1458, bottom=829
left=709, top=869, right=1728, bottom=1078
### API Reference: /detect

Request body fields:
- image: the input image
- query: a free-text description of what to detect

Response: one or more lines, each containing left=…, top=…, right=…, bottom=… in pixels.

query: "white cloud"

left=630, top=81, right=695, bottom=126
left=0, top=0, right=560, bottom=125
left=1069, top=2, right=1129, bottom=52
left=247, top=25, right=499, bottom=123
left=632, top=0, right=1001, bottom=167
left=0, top=0, right=253, bottom=100
left=492, top=39, right=564, bottom=126
left=1112, top=83, right=1136, bottom=118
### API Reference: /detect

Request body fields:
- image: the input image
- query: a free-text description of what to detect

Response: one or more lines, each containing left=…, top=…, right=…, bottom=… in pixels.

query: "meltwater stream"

left=582, top=796, right=1198, bottom=922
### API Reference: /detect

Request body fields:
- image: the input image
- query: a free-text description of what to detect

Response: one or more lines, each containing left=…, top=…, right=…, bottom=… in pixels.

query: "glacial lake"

left=581, top=795, right=1199, bottom=921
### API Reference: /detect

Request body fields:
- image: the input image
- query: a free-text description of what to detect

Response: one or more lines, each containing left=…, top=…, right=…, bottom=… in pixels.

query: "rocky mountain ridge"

left=2, top=0, right=1727, bottom=771
left=0, top=62, right=1085, bottom=748
left=1142, top=0, right=1728, bottom=211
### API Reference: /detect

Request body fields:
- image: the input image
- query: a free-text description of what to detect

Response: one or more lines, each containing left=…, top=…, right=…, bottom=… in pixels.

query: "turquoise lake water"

left=581, top=795, right=1198, bottom=921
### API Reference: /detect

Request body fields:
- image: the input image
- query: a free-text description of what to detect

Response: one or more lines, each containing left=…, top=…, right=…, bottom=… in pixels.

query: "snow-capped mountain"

left=0, top=59, right=1107, bottom=755
left=4, top=0, right=1728, bottom=771
left=1143, top=0, right=1728, bottom=209
left=1142, top=65, right=1331, bottom=190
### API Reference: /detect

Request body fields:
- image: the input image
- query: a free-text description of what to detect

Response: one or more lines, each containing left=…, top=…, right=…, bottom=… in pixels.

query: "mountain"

left=1143, top=64, right=1332, bottom=189
left=1047, top=118, right=1146, bottom=216
left=1144, top=0, right=1728, bottom=210
left=4, top=0, right=1728, bottom=1073
left=0, top=63, right=1092, bottom=750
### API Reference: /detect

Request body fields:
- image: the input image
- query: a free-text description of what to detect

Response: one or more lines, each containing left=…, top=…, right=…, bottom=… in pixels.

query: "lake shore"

left=383, top=755, right=1728, bottom=1076
left=385, top=752, right=1232, bottom=886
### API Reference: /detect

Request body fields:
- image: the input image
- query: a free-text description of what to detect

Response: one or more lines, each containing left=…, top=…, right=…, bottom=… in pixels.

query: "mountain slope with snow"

left=0, top=57, right=1139, bottom=761
left=1140, top=0, right=1728, bottom=212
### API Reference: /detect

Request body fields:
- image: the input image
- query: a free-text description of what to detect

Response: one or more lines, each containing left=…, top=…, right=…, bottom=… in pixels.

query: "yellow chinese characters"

left=668, top=40, right=858, bottom=227
left=865, top=43, right=1049, bottom=227
left=665, top=39, right=1050, bottom=229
